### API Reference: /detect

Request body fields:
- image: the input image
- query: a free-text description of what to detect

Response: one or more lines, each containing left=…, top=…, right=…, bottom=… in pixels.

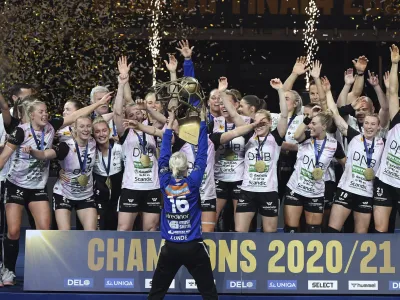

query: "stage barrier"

left=24, top=231, right=400, bottom=294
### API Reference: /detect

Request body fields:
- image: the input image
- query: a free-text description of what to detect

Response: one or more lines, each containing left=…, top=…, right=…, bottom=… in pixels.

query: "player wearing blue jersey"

left=148, top=107, right=217, bottom=300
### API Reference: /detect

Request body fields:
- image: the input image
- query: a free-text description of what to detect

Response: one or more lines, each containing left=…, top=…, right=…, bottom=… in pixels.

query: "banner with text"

left=24, top=231, right=400, bottom=294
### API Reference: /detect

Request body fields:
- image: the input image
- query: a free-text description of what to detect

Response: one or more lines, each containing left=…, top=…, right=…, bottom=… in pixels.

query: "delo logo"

left=226, top=280, right=256, bottom=289
left=268, top=280, right=297, bottom=290
left=104, top=278, right=134, bottom=288
left=389, top=281, right=400, bottom=290
left=64, top=278, right=93, bottom=288
left=146, top=279, right=175, bottom=289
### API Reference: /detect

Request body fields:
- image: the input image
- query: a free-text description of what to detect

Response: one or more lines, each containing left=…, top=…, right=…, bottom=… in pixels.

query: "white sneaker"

left=2, top=269, right=16, bottom=286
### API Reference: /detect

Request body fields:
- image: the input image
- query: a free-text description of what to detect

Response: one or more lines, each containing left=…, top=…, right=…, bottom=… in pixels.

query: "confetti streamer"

left=303, top=0, right=320, bottom=90
left=149, top=0, right=164, bottom=86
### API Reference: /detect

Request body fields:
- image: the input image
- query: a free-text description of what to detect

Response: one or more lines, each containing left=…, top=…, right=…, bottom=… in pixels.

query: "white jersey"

left=56, top=126, right=73, bottom=143
left=339, top=127, right=385, bottom=197
left=53, top=138, right=96, bottom=200
left=7, top=122, right=57, bottom=189
left=108, top=120, right=118, bottom=138
left=179, top=138, right=216, bottom=201
left=120, top=129, right=159, bottom=190
left=338, top=115, right=386, bottom=153
left=271, top=113, right=304, bottom=144
left=241, top=130, right=283, bottom=192
left=287, top=134, right=344, bottom=198
left=213, top=117, right=246, bottom=182
left=376, top=112, right=400, bottom=187
left=93, top=141, right=123, bottom=176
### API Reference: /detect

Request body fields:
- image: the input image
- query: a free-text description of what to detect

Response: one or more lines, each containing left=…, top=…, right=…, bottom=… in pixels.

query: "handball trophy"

left=152, top=76, right=206, bottom=145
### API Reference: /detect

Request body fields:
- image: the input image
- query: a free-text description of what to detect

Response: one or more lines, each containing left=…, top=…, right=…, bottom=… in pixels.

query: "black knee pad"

left=306, top=224, right=321, bottom=233
left=326, top=226, right=340, bottom=233
left=284, top=226, right=298, bottom=233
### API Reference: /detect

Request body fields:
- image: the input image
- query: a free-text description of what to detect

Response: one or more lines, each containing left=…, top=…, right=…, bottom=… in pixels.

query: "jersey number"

left=169, top=196, right=189, bottom=213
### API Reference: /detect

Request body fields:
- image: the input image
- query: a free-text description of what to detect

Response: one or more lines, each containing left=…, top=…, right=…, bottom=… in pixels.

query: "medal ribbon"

left=134, top=131, right=147, bottom=155
left=112, top=121, right=117, bottom=137
left=75, top=142, right=89, bottom=175
left=99, top=143, right=112, bottom=176
left=313, top=137, right=327, bottom=167
left=287, top=115, right=296, bottom=129
left=363, top=136, right=375, bottom=168
left=256, top=135, right=268, bottom=161
left=30, top=125, right=45, bottom=150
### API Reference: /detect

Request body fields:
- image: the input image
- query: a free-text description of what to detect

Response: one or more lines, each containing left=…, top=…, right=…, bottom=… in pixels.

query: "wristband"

left=303, top=117, right=312, bottom=125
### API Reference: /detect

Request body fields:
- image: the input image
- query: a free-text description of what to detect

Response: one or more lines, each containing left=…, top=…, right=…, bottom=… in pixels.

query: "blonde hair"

left=22, top=98, right=46, bottom=122
left=169, top=152, right=188, bottom=178
left=365, top=112, right=380, bottom=124
left=92, top=116, right=108, bottom=127
left=315, top=110, right=333, bottom=129
left=73, top=115, right=92, bottom=134
left=145, top=92, right=156, bottom=101
left=255, top=109, right=272, bottom=122
left=288, top=90, right=303, bottom=115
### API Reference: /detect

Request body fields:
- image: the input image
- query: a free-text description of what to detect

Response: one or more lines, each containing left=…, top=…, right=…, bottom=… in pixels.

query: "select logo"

left=308, top=280, right=338, bottom=290
left=348, top=281, right=378, bottom=291
left=226, top=280, right=256, bottom=290
left=389, top=281, right=400, bottom=290
left=145, top=279, right=175, bottom=289
left=268, top=280, right=297, bottom=290
left=64, top=278, right=93, bottom=288
left=104, top=278, right=134, bottom=288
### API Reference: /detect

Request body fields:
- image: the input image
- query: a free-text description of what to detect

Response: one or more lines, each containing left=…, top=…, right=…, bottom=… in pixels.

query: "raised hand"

left=390, top=44, right=400, bottom=64
left=310, top=60, right=322, bottom=79
left=311, top=105, right=322, bottom=116
left=352, top=56, right=369, bottom=73
left=118, top=73, right=129, bottom=85
left=123, top=119, right=139, bottom=129
left=176, top=40, right=194, bottom=59
left=135, top=99, right=147, bottom=110
left=292, top=56, right=309, bottom=76
left=98, top=92, right=114, bottom=106
left=218, top=77, right=228, bottom=92
left=351, top=97, right=368, bottom=110
left=321, top=76, right=331, bottom=92
left=344, top=68, right=355, bottom=85
left=118, top=56, right=132, bottom=75
left=270, top=78, right=283, bottom=90
left=383, top=71, right=390, bottom=89
left=367, top=70, right=379, bottom=87
left=164, top=54, right=178, bottom=73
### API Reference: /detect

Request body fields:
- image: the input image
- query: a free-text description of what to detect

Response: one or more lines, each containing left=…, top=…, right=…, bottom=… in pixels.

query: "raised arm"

left=114, top=56, right=132, bottom=135
left=337, top=69, right=355, bottom=108
left=347, top=56, right=368, bottom=104
left=293, top=119, right=308, bottom=142
left=220, top=122, right=258, bottom=144
left=188, top=109, right=207, bottom=188
left=123, top=119, right=164, bottom=139
left=283, top=57, right=309, bottom=92
left=367, top=70, right=389, bottom=128
left=219, top=77, right=245, bottom=126
left=270, top=79, right=288, bottom=138
left=62, top=92, right=113, bottom=128
left=325, top=80, right=349, bottom=137
left=389, top=44, right=400, bottom=121
left=310, top=60, right=327, bottom=110
left=0, top=94, right=11, bottom=127
left=26, top=147, right=57, bottom=160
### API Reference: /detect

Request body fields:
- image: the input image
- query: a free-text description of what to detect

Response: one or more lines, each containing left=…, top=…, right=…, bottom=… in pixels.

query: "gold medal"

left=140, top=154, right=151, bottom=167
left=105, top=176, right=112, bottom=189
left=364, top=168, right=375, bottom=181
left=77, top=174, right=89, bottom=187
left=312, top=168, right=323, bottom=180
left=254, top=160, right=266, bottom=173
left=224, top=149, right=235, bottom=161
